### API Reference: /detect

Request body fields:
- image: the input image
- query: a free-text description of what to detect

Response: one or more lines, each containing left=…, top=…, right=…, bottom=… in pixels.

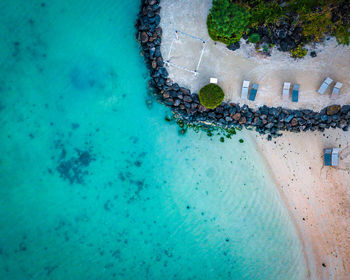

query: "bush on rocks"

left=207, top=0, right=350, bottom=57
left=207, top=0, right=250, bottom=44
left=290, top=45, right=308, bottom=58
left=199, top=83, right=225, bottom=109
left=248, top=33, right=260, bottom=44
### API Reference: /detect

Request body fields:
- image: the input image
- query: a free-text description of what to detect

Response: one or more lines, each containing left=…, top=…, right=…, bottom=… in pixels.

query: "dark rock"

left=180, top=87, right=191, bottom=95
left=208, top=112, right=216, bottom=119
left=173, top=99, right=180, bottom=106
left=158, top=67, right=168, bottom=78
left=141, top=31, right=149, bottom=43
left=341, top=105, right=350, bottom=114
left=285, top=115, right=294, bottom=123
left=326, top=105, right=341, bottom=116
left=151, top=60, right=157, bottom=69
left=339, top=119, right=347, bottom=129
left=291, top=118, right=298, bottom=126
left=239, top=117, right=246, bottom=124
left=183, top=96, right=192, bottom=103
left=232, top=113, right=241, bottom=121
left=278, top=29, right=287, bottom=39
left=227, top=42, right=240, bottom=51
left=265, top=123, right=274, bottom=129
left=310, top=51, right=317, bottom=58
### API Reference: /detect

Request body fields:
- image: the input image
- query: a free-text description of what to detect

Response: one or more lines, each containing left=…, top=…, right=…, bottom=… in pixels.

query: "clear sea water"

left=0, top=1, right=309, bottom=279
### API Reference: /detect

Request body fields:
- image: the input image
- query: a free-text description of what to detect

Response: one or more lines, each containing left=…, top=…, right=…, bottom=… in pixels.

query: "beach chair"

left=283, top=82, right=291, bottom=101
left=210, top=78, right=218, bottom=84
left=292, top=84, right=300, bottom=102
left=241, top=80, right=250, bottom=99
left=331, top=148, right=339, bottom=166
left=331, top=82, right=343, bottom=99
left=324, top=149, right=332, bottom=166
left=318, top=77, right=333, bottom=95
left=248, top=83, right=259, bottom=101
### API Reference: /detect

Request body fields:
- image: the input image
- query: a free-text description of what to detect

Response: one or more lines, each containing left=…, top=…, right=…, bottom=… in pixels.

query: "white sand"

left=253, top=130, right=350, bottom=280
left=160, top=1, right=350, bottom=279
left=160, top=0, right=350, bottom=112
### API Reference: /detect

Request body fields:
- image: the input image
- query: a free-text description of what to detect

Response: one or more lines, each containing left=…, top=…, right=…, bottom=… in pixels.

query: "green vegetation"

left=300, top=10, right=332, bottom=42
left=248, top=33, right=260, bottom=44
left=198, top=83, right=225, bottom=109
left=207, top=0, right=251, bottom=44
left=207, top=0, right=350, bottom=57
left=290, top=45, right=308, bottom=58
left=249, top=1, right=283, bottom=27
left=335, top=25, right=350, bottom=45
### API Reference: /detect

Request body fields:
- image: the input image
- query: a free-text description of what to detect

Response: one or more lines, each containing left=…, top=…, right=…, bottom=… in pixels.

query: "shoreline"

left=252, top=130, right=350, bottom=279
left=248, top=132, right=315, bottom=280
left=136, top=1, right=350, bottom=279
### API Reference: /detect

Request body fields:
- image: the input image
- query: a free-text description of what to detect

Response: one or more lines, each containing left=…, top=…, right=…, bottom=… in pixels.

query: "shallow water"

left=0, top=1, right=308, bottom=279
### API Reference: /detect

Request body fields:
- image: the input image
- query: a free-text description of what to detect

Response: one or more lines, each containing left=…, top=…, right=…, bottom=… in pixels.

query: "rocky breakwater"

left=136, top=0, right=350, bottom=139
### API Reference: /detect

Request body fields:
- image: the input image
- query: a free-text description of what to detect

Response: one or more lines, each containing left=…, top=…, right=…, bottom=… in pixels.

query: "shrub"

left=207, top=0, right=251, bottom=44
left=335, top=25, right=350, bottom=45
left=199, top=83, right=225, bottom=109
left=249, top=1, right=283, bottom=27
left=290, top=45, right=308, bottom=58
left=262, top=44, right=269, bottom=53
left=248, top=33, right=260, bottom=43
left=301, top=10, right=332, bottom=42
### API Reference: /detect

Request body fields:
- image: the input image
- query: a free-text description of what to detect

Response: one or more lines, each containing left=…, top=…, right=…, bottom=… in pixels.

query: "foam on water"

left=0, top=0, right=309, bottom=279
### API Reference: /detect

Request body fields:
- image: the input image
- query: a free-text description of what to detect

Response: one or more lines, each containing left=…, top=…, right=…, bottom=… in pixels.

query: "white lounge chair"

left=241, top=80, right=250, bottom=99
left=331, top=148, right=339, bottom=166
left=283, top=82, right=291, bottom=101
left=318, top=77, right=333, bottom=95
left=210, top=78, right=218, bottom=84
left=331, top=82, right=343, bottom=99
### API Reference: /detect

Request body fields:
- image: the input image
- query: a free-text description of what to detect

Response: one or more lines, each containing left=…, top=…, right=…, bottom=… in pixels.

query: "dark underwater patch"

left=70, top=66, right=97, bottom=91
left=56, top=145, right=95, bottom=185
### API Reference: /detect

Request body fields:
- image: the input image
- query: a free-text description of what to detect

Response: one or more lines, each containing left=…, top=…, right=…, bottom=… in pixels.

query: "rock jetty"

left=136, top=0, right=350, bottom=139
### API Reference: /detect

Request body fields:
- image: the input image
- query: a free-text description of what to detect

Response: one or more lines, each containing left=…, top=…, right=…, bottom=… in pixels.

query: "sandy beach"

left=160, top=1, right=350, bottom=279
left=253, top=130, right=350, bottom=280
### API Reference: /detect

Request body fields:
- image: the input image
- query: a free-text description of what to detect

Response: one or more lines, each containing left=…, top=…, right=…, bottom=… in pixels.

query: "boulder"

left=141, top=31, right=149, bottom=43
left=265, top=123, right=274, bottom=129
left=227, top=42, right=240, bottom=51
left=326, top=105, right=341, bottom=116
left=232, top=113, right=241, bottom=121
left=183, top=95, right=192, bottom=103
left=151, top=60, right=157, bottom=69
left=339, top=119, right=347, bottom=129
left=173, top=99, right=181, bottom=107
left=239, top=117, right=247, bottom=124
left=291, top=118, right=298, bottom=126
left=341, top=105, right=350, bottom=114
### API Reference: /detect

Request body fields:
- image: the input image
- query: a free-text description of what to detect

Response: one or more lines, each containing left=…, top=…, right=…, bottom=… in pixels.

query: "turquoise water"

left=0, top=1, right=309, bottom=279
